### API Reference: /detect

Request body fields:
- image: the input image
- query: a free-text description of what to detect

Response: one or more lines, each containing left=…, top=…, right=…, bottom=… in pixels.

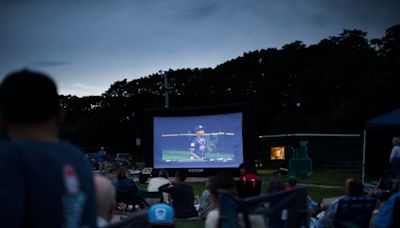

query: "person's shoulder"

left=204, top=209, right=219, bottom=228
left=0, top=140, right=41, bottom=156
left=57, top=141, right=87, bottom=155
left=201, top=189, right=210, bottom=197
left=54, top=141, right=92, bottom=168
left=182, top=182, right=194, bottom=191
left=207, top=209, right=219, bottom=217
left=243, top=173, right=259, bottom=180
left=0, top=141, right=19, bottom=158
left=153, top=177, right=170, bottom=184
left=58, top=140, right=81, bottom=149
left=161, top=177, right=171, bottom=183
left=0, top=140, right=13, bottom=149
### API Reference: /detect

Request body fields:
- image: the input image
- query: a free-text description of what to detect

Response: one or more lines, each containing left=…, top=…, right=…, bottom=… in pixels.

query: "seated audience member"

left=264, top=176, right=287, bottom=227
left=0, top=69, right=97, bottom=227
left=148, top=203, right=175, bottom=228
left=237, top=162, right=261, bottom=197
left=158, top=169, right=198, bottom=218
left=147, top=169, right=171, bottom=204
left=115, top=167, right=141, bottom=206
left=239, top=162, right=259, bottom=181
left=205, top=173, right=266, bottom=228
left=285, top=175, right=297, bottom=191
left=198, top=179, right=214, bottom=220
left=266, top=176, right=286, bottom=193
left=281, top=175, right=320, bottom=218
left=94, top=175, right=116, bottom=227
left=371, top=185, right=400, bottom=228
left=318, top=178, right=376, bottom=228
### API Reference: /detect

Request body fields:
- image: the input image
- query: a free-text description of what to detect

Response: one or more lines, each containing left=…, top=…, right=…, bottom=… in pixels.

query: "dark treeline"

left=60, top=24, right=400, bottom=151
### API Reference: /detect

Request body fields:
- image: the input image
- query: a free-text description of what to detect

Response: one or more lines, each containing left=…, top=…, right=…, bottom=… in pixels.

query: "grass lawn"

left=138, top=169, right=361, bottom=228
left=162, top=150, right=235, bottom=160
left=176, top=219, right=205, bottom=228
left=180, top=169, right=358, bottom=200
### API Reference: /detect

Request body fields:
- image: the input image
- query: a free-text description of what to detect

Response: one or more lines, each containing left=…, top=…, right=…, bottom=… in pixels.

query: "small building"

left=257, top=133, right=362, bottom=173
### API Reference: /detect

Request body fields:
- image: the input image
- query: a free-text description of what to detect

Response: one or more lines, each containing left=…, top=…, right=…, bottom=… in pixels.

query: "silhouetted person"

left=237, top=162, right=261, bottom=197
left=318, top=178, right=376, bottom=228
left=266, top=176, right=286, bottom=194
left=159, top=169, right=197, bottom=218
left=390, top=137, right=400, bottom=178
left=97, top=146, right=107, bottom=171
left=115, top=167, right=140, bottom=206
left=198, top=179, right=214, bottom=220
left=147, top=169, right=171, bottom=204
left=0, top=69, right=97, bottom=227
left=239, top=162, right=259, bottom=181
left=205, top=172, right=266, bottom=228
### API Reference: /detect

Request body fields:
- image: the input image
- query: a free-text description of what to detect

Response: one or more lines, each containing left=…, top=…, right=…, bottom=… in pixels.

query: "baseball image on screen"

left=153, top=112, right=244, bottom=168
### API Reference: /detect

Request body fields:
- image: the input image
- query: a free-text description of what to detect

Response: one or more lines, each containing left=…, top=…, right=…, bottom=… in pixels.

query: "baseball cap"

left=195, top=125, right=204, bottom=132
left=148, top=204, right=174, bottom=226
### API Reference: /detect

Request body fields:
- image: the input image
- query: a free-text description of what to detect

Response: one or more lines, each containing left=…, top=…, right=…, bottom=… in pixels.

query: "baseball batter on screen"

left=190, top=125, right=207, bottom=159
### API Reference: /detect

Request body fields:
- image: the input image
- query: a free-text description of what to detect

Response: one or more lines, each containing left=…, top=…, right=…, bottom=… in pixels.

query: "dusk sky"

left=1, top=0, right=399, bottom=97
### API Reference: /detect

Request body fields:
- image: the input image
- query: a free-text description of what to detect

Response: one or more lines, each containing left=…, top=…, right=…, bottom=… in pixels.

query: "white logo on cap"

left=155, top=208, right=167, bottom=221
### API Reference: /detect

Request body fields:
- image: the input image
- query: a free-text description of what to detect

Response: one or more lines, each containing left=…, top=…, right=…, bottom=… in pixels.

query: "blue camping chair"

left=105, top=210, right=148, bottom=228
left=333, top=196, right=377, bottom=228
left=218, top=189, right=242, bottom=228
left=218, top=188, right=309, bottom=228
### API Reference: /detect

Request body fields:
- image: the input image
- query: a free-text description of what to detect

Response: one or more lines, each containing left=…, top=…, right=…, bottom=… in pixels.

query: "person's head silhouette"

left=0, top=69, right=62, bottom=140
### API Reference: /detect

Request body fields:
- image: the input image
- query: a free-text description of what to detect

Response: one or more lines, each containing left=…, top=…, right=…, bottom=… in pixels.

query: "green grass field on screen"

left=162, top=150, right=234, bottom=160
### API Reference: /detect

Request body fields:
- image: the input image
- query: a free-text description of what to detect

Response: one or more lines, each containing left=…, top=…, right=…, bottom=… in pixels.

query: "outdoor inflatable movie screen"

left=153, top=112, right=244, bottom=168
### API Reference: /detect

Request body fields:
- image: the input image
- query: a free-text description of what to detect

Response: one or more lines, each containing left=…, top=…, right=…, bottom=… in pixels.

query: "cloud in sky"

left=60, top=83, right=104, bottom=97
left=180, top=1, right=219, bottom=21
left=29, top=60, right=72, bottom=68
left=0, top=0, right=399, bottom=96
left=72, top=83, right=100, bottom=90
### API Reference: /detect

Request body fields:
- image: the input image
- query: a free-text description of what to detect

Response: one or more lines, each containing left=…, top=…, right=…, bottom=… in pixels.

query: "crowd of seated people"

left=88, top=155, right=400, bottom=227
left=201, top=166, right=400, bottom=228
left=92, top=165, right=400, bottom=228
left=6, top=69, right=400, bottom=228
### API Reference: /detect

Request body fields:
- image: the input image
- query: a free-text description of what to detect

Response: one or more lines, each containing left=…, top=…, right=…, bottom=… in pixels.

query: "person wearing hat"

left=190, top=125, right=207, bottom=159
